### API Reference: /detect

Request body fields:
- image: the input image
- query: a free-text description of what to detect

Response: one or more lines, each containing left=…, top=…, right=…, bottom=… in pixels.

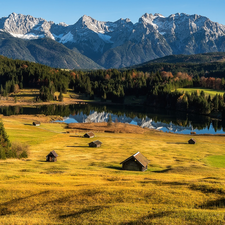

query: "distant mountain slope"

left=135, top=52, right=225, bottom=64
left=127, top=52, right=225, bottom=78
left=1, top=12, right=225, bottom=69
left=0, top=31, right=102, bottom=69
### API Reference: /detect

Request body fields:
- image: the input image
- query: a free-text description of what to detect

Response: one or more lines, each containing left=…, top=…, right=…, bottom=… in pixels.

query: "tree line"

left=1, top=56, right=225, bottom=117
left=0, top=120, right=28, bottom=159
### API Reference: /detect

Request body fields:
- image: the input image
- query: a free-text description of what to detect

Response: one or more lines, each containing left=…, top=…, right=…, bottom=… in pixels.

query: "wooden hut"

left=33, top=121, right=41, bottom=126
left=89, top=140, right=102, bottom=148
left=84, top=132, right=95, bottom=138
left=188, top=138, right=196, bottom=144
left=46, top=150, right=58, bottom=162
left=120, top=152, right=149, bottom=172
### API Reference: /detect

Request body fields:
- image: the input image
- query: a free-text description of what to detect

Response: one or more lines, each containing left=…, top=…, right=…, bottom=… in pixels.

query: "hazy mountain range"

left=1, top=12, right=225, bottom=69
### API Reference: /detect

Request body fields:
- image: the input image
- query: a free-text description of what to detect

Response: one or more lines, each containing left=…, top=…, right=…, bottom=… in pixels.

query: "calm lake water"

left=1, top=103, right=225, bottom=135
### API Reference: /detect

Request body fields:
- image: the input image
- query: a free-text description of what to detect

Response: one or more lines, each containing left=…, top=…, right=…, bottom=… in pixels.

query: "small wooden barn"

left=33, top=121, right=41, bottom=126
left=89, top=140, right=102, bottom=147
left=188, top=138, right=196, bottom=144
left=120, top=152, right=149, bottom=172
left=84, top=132, right=95, bottom=138
left=46, top=150, right=58, bottom=162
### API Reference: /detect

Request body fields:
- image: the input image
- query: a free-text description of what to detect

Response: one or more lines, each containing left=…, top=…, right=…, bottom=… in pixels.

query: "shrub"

left=11, top=142, right=29, bottom=158
left=19, top=150, right=28, bottom=159
left=0, top=147, right=6, bottom=160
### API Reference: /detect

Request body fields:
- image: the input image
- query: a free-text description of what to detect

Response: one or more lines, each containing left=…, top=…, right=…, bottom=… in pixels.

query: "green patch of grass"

left=205, top=155, right=225, bottom=168
left=176, top=88, right=225, bottom=97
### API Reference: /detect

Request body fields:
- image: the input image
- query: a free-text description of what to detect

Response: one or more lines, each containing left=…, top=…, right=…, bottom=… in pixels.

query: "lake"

left=1, top=103, right=224, bottom=135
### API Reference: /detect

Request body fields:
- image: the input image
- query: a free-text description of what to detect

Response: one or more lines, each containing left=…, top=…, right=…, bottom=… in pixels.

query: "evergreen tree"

left=107, top=114, right=113, bottom=127
left=0, top=85, right=3, bottom=95
left=0, top=120, right=11, bottom=149
left=58, top=91, right=63, bottom=102
left=213, top=94, right=219, bottom=111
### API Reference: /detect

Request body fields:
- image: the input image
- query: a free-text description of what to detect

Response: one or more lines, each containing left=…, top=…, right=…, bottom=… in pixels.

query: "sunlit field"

left=1, top=115, right=225, bottom=224
left=176, top=88, right=225, bottom=97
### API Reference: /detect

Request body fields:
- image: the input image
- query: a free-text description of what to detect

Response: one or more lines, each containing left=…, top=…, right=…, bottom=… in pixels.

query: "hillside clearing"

left=176, top=88, right=225, bottom=97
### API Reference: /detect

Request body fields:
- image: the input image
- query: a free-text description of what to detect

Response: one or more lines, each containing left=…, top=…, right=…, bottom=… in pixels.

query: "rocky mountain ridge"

left=1, top=12, right=225, bottom=68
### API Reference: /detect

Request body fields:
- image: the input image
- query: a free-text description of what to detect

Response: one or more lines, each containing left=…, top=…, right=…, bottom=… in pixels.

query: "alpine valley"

left=1, top=12, right=225, bottom=69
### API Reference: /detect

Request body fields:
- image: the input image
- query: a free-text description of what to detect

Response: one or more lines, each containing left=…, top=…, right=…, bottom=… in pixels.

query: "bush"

left=0, top=147, right=6, bottom=160
left=19, top=150, right=28, bottom=159
left=11, top=142, right=29, bottom=159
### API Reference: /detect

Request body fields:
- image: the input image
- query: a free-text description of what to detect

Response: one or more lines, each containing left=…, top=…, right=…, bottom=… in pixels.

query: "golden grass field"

left=1, top=115, right=225, bottom=224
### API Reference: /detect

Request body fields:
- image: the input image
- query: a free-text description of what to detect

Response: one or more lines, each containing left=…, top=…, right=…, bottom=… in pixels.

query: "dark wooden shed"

left=33, top=121, right=41, bottom=126
left=46, top=150, right=58, bottom=162
left=188, top=138, right=196, bottom=144
left=120, top=152, right=149, bottom=172
left=84, top=132, right=95, bottom=138
left=89, top=140, right=102, bottom=147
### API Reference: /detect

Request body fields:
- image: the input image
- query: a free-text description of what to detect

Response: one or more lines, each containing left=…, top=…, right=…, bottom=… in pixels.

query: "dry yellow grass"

left=0, top=116, right=225, bottom=224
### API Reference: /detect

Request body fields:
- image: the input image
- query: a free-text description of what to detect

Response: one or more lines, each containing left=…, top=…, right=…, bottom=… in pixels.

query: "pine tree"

left=107, top=114, right=113, bottom=127
left=0, top=120, right=11, bottom=149
left=213, top=94, right=219, bottom=111
left=58, top=91, right=63, bottom=102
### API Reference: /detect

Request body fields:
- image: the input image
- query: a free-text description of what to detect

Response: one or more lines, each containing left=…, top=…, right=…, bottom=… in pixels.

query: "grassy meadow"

left=1, top=116, right=225, bottom=224
left=176, top=88, right=225, bottom=97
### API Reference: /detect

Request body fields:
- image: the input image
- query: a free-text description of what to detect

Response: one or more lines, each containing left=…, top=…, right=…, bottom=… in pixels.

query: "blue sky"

left=0, top=0, right=224, bottom=25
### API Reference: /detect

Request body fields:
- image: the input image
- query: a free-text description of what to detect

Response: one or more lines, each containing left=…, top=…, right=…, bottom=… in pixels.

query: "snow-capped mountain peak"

left=1, top=12, right=225, bottom=69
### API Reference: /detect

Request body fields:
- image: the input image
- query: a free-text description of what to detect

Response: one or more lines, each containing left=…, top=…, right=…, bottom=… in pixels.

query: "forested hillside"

left=130, top=52, right=225, bottom=78
left=1, top=55, right=225, bottom=118
left=135, top=52, right=225, bottom=64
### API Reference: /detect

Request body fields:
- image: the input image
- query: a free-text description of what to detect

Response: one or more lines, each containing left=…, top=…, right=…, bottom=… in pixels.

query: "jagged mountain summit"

left=1, top=12, right=225, bottom=69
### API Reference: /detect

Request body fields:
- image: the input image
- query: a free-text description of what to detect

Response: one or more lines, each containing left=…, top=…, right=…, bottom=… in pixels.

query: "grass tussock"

left=0, top=115, right=225, bottom=224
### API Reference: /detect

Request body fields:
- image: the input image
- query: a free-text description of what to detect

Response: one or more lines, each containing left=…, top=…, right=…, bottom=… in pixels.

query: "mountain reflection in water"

left=1, top=104, right=224, bottom=134
left=54, top=110, right=225, bottom=135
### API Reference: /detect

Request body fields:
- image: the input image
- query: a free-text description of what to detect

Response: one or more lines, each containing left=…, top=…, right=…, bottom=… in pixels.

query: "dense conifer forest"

left=1, top=55, right=225, bottom=117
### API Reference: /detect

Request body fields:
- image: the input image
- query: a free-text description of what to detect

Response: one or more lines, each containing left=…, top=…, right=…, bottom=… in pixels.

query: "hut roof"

left=47, top=150, right=58, bottom=157
left=85, top=132, right=95, bottom=137
left=188, top=138, right=196, bottom=143
left=33, top=121, right=41, bottom=125
left=91, top=140, right=102, bottom=145
left=120, top=152, right=149, bottom=167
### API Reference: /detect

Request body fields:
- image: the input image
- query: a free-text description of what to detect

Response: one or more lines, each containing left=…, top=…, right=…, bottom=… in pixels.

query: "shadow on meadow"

left=106, top=165, right=122, bottom=170
left=119, top=211, right=174, bottom=224
left=189, top=183, right=225, bottom=194
left=152, top=166, right=172, bottom=173
left=11, top=93, right=38, bottom=98
left=0, top=191, right=50, bottom=216
left=200, top=197, right=225, bottom=209
left=67, top=146, right=87, bottom=148
left=167, top=142, right=189, bottom=145
left=139, top=180, right=187, bottom=186
left=59, top=206, right=110, bottom=219
left=37, top=160, right=47, bottom=162
left=69, top=135, right=83, bottom=138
